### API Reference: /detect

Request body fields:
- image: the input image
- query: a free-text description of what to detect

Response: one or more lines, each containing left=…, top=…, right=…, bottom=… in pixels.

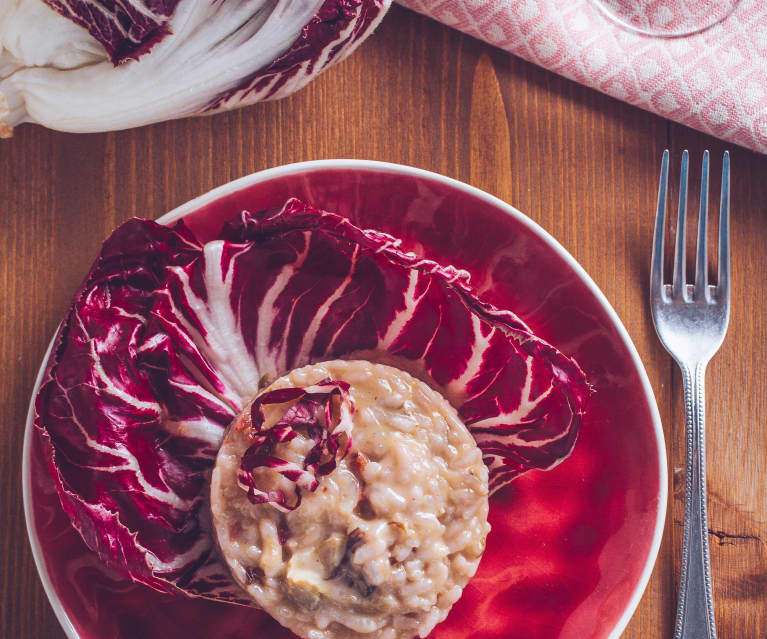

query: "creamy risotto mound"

left=211, top=360, right=490, bottom=639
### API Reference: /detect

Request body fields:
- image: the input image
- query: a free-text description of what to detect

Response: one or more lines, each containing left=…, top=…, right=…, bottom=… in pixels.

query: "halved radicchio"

left=34, top=198, right=589, bottom=602
left=0, top=1, right=391, bottom=136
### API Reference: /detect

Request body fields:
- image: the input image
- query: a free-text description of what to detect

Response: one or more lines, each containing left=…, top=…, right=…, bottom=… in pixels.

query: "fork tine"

left=694, top=150, right=710, bottom=297
left=672, top=150, right=689, bottom=299
left=651, top=150, right=670, bottom=302
left=718, top=151, right=730, bottom=302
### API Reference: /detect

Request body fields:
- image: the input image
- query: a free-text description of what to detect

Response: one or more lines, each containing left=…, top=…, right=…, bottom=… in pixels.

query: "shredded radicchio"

left=34, top=197, right=589, bottom=602
left=236, top=380, right=354, bottom=512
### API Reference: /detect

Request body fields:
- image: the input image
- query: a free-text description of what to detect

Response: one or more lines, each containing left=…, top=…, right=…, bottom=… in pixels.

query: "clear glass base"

left=591, top=0, right=740, bottom=37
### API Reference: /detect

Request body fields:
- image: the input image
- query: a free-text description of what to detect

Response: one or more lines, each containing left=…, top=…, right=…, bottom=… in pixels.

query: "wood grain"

left=1, top=5, right=765, bottom=637
left=469, top=53, right=513, bottom=204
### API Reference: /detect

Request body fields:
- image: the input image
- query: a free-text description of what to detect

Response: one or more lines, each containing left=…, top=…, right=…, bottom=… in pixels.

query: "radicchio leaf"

left=34, top=197, right=589, bottom=602
left=236, top=380, right=354, bottom=512
left=34, top=219, right=250, bottom=602
left=205, top=0, right=390, bottom=111
left=42, top=0, right=181, bottom=64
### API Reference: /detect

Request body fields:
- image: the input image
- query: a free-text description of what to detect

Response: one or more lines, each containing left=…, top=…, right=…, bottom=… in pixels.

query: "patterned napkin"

left=397, top=0, right=767, bottom=154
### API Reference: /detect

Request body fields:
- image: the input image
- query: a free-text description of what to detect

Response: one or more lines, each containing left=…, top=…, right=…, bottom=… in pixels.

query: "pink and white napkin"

left=397, top=0, right=767, bottom=154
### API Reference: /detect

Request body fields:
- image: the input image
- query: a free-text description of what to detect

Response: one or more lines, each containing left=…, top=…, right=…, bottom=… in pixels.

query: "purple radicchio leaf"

left=34, top=197, right=589, bottom=602
left=204, top=0, right=390, bottom=111
left=236, top=380, right=354, bottom=512
left=215, top=199, right=590, bottom=494
left=34, top=218, right=249, bottom=602
left=42, top=0, right=181, bottom=65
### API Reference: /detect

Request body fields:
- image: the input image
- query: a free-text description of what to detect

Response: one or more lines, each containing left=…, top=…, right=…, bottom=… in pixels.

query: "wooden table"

left=1, top=6, right=765, bottom=637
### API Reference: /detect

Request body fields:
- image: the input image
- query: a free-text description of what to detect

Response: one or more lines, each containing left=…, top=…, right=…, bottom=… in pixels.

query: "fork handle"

left=674, top=361, right=717, bottom=639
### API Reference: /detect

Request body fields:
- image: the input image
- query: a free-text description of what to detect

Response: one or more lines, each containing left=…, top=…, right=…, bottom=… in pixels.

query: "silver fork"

left=651, top=149, right=730, bottom=639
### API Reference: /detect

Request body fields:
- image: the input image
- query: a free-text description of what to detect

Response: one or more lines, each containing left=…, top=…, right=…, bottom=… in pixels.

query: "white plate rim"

left=23, top=158, right=668, bottom=639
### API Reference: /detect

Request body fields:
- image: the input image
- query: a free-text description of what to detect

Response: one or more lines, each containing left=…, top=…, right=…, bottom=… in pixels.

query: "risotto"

left=210, top=360, right=490, bottom=639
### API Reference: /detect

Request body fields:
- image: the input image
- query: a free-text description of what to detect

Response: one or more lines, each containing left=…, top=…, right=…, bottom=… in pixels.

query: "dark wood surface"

left=1, top=6, right=765, bottom=637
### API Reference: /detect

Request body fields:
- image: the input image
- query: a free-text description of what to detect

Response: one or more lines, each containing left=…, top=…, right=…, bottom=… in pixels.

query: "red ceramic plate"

left=23, top=160, right=666, bottom=639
